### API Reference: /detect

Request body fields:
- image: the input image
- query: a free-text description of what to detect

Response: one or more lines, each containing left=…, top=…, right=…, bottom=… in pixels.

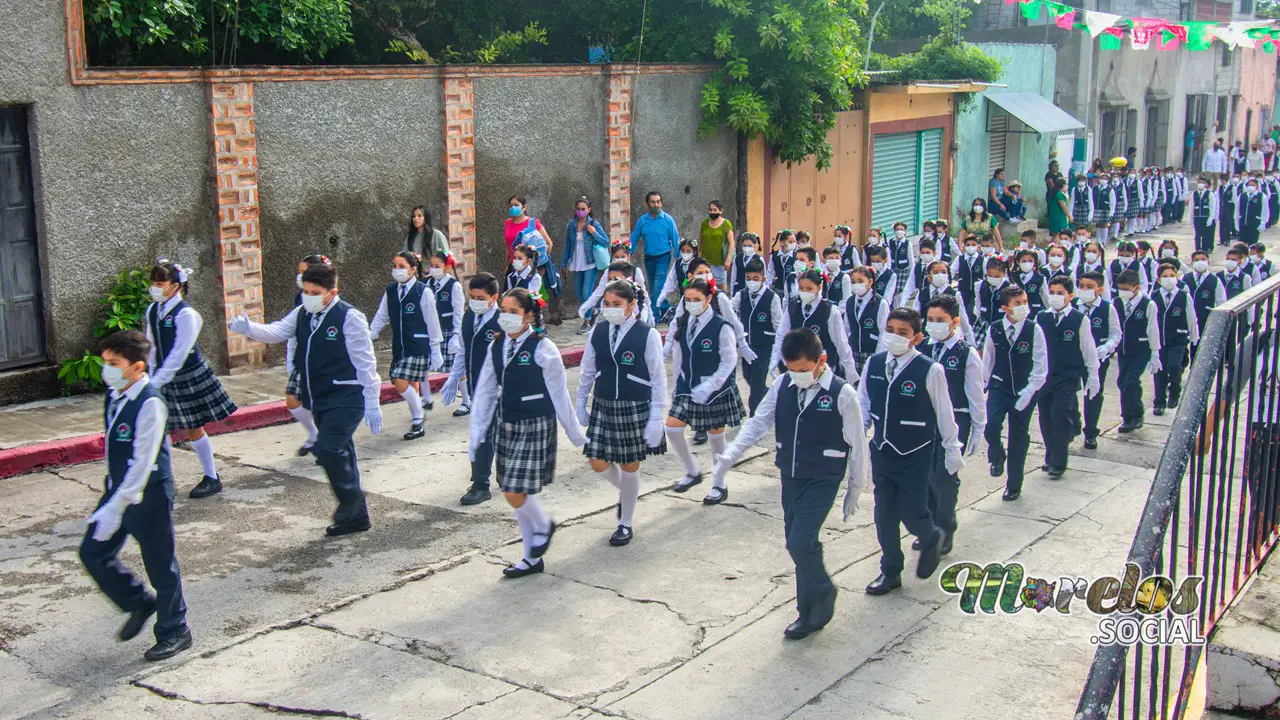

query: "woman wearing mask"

left=700, top=200, right=735, bottom=286
left=561, top=197, right=610, bottom=333
left=959, top=198, right=1001, bottom=249
left=405, top=206, right=450, bottom=257
left=505, top=196, right=561, bottom=318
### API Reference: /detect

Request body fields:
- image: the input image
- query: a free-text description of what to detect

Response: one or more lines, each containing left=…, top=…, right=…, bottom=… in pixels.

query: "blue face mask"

left=509, top=205, right=523, bottom=218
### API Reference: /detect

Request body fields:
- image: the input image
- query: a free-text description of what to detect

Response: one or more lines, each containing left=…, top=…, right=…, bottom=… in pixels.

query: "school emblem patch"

left=1063, top=330, right=1075, bottom=341
left=808, top=325, right=821, bottom=335
left=163, top=316, right=174, bottom=328
left=326, top=326, right=338, bottom=339
left=700, top=338, right=713, bottom=351
left=900, top=381, right=917, bottom=396
left=757, top=312, right=767, bottom=322
left=517, top=351, right=532, bottom=365
left=1135, top=311, right=1146, bottom=319
left=1172, top=307, right=1182, bottom=317
left=484, top=330, right=497, bottom=342
left=620, top=351, right=636, bottom=366
left=1016, top=341, right=1031, bottom=353
left=404, top=302, right=416, bottom=313
left=945, top=355, right=959, bottom=369
left=115, top=422, right=132, bottom=441
left=817, top=395, right=834, bottom=410
left=863, top=318, right=875, bottom=328
left=1093, top=317, right=1103, bottom=328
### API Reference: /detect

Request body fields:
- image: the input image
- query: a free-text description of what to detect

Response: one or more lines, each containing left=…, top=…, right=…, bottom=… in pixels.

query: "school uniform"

left=935, top=233, right=960, bottom=264
left=871, top=266, right=898, bottom=308
left=1110, top=181, right=1128, bottom=233
left=824, top=269, right=850, bottom=305
left=735, top=286, right=783, bottom=414
left=1251, top=258, right=1274, bottom=282
left=767, top=250, right=797, bottom=295
left=1076, top=296, right=1122, bottom=442
left=664, top=289, right=751, bottom=364
left=659, top=255, right=699, bottom=303
left=370, top=277, right=443, bottom=382
left=1070, top=185, right=1094, bottom=228
left=1114, top=293, right=1163, bottom=427
left=952, top=252, right=984, bottom=324
left=1219, top=183, right=1239, bottom=245
left=1191, top=188, right=1220, bottom=254
left=1108, top=258, right=1147, bottom=299
left=1184, top=270, right=1227, bottom=343
left=429, top=274, right=465, bottom=373
left=145, top=295, right=237, bottom=431
left=889, top=235, right=914, bottom=297
left=578, top=318, right=668, bottom=464
left=1163, top=176, right=1180, bottom=222
left=669, top=311, right=745, bottom=432
left=915, top=281, right=976, bottom=345
left=982, top=317, right=1049, bottom=495
left=1237, top=190, right=1270, bottom=245
left=1225, top=329, right=1280, bottom=536
left=286, top=291, right=304, bottom=398
left=444, top=304, right=503, bottom=491
left=1152, top=284, right=1199, bottom=411
left=579, top=265, right=650, bottom=320
left=1220, top=267, right=1255, bottom=301
left=1074, top=259, right=1107, bottom=289
left=837, top=242, right=862, bottom=272
left=1269, top=180, right=1280, bottom=228
left=1094, top=184, right=1116, bottom=241
left=924, top=335, right=985, bottom=537
left=844, top=291, right=890, bottom=378
left=1124, top=176, right=1142, bottom=224
left=1036, top=306, right=1099, bottom=472
left=770, top=297, right=858, bottom=382
left=1012, top=269, right=1048, bottom=318
left=858, top=350, right=963, bottom=577
left=79, top=375, right=189, bottom=647
left=506, top=264, right=544, bottom=296
left=973, top=278, right=1012, bottom=348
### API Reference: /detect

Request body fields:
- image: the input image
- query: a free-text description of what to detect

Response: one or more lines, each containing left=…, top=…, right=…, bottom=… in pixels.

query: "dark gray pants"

left=781, top=472, right=842, bottom=627
left=313, top=405, right=369, bottom=525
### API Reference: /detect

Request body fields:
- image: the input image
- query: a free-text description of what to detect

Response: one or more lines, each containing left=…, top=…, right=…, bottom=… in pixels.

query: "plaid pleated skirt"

left=894, top=267, right=911, bottom=296
left=285, top=369, right=300, bottom=397
left=496, top=412, right=558, bottom=494
left=851, top=351, right=874, bottom=380
left=438, top=332, right=456, bottom=374
left=972, top=319, right=992, bottom=350
left=668, top=385, right=745, bottom=432
left=389, top=354, right=430, bottom=382
left=162, top=361, right=237, bottom=430
left=586, top=396, right=667, bottom=464
left=1126, top=197, right=1140, bottom=219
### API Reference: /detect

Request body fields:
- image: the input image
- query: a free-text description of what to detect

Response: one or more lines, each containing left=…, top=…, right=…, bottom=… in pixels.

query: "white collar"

left=112, top=374, right=151, bottom=402
left=160, top=292, right=184, bottom=315
left=314, top=295, right=341, bottom=320
left=516, top=264, right=533, bottom=279
left=888, top=348, right=921, bottom=366
left=931, top=332, right=961, bottom=350
left=1004, top=317, right=1025, bottom=333
left=609, top=316, right=636, bottom=337
left=398, top=276, right=417, bottom=292
left=507, top=327, right=535, bottom=346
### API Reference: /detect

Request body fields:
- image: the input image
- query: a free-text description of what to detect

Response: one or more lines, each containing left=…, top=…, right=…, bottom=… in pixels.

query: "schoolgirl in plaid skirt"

left=666, top=277, right=745, bottom=506
left=145, top=261, right=237, bottom=500
left=370, top=251, right=444, bottom=441
left=426, top=250, right=466, bottom=413
left=469, top=288, right=588, bottom=579
left=284, top=254, right=331, bottom=456
left=576, top=279, right=667, bottom=546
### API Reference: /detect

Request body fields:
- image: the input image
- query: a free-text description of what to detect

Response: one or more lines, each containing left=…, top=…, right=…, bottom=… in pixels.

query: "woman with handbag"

left=505, top=195, right=563, bottom=322
left=562, top=197, right=611, bottom=333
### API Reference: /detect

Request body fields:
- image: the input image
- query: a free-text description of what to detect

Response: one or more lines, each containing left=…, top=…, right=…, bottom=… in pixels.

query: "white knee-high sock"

left=461, top=381, right=472, bottom=406
left=191, top=435, right=218, bottom=478
left=708, top=433, right=727, bottom=489
left=666, top=426, right=700, bottom=476
left=599, top=463, right=622, bottom=489
left=513, top=507, right=537, bottom=566
left=288, top=406, right=319, bottom=444
left=400, top=386, right=424, bottom=422
left=523, top=495, right=550, bottom=534
left=619, top=469, right=641, bottom=527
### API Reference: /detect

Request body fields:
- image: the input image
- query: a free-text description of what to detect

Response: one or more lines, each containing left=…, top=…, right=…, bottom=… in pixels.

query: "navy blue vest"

left=845, top=294, right=885, bottom=356
left=1220, top=186, right=1237, bottom=220
left=937, top=234, right=955, bottom=263
left=461, top=308, right=502, bottom=395
left=676, top=314, right=737, bottom=399
left=774, top=375, right=849, bottom=480
left=738, top=289, right=778, bottom=350
left=1242, top=193, right=1266, bottom=230
left=1077, top=300, right=1113, bottom=349
left=507, top=268, right=538, bottom=292
left=589, top=321, right=654, bottom=401
left=1117, top=296, right=1154, bottom=357
left=1192, top=190, right=1214, bottom=220
left=1037, top=310, right=1087, bottom=379
left=1153, top=289, right=1192, bottom=347
left=731, top=252, right=756, bottom=295
left=825, top=273, right=847, bottom=304
left=384, top=280, right=433, bottom=360
left=916, top=282, right=956, bottom=317
left=787, top=298, right=841, bottom=375
left=1108, top=259, right=1137, bottom=299
left=1014, top=271, right=1045, bottom=317
left=872, top=268, right=897, bottom=299
left=1255, top=259, right=1273, bottom=281
left=104, top=382, right=172, bottom=496
left=430, top=276, right=458, bottom=333
left=1125, top=176, right=1139, bottom=205
left=864, top=352, right=936, bottom=455
left=294, top=300, right=364, bottom=411
left=889, top=237, right=911, bottom=272
left=988, top=320, right=1037, bottom=395
left=954, top=255, right=983, bottom=304
left=979, top=279, right=1011, bottom=327
left=1220, top=270, right=1248, bottom=299
left=1094, top=185, right=1113, bottom=216
left=1183, top=272, right=1220, bottom=332
left=147, top=300, right=204, bottom=374
left=1071, top=186, right=1091, bottom=218
left=927, top=339, right=973, bottom=415
left=770, top=252, right=795, bottom=293
left=489, top=334, right=556, bottom=422
left=839, top=243, right=858, bottom=271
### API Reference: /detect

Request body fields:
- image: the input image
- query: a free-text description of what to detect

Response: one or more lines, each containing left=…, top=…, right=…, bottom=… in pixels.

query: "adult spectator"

left=1044, top=159, right=1064, bottom=210
left=630, top=190, right=680, bottom=317
left=404, top=206, right=450, bottom=257
left=958, top=197, right=1001, bottom=248
left=1203, top=139, right=1228, bottom=181
left=988, top=168, right=1008, bottom=219
left=699, top=199, right=734, bottom=285
left=1248, top=142, right=1266, bottom=173
left=561, top=196, right=609, bottom=332
left=1048, top=177, right=1072, bottom=234
left=504, top=195, right=561, bottom=312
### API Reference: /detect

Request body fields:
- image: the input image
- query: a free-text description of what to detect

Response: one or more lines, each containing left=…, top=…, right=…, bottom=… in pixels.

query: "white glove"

left=768, top=366, right=780, bottom=381
left=1147, top=357, right=1163, bottom=376
left=691, top=386, right=713, bottom=405
left=944, top=451, right=965, bottom=476
left=229, top=312, right=251, bottom=335
left=576, top=402, right=590, bottom=428
left=842, top=482, right=860, bottom=520
left=966, top=425, right=984, bottom=457
left=364, top=406, right=383, bottom=435
left=88, top=503, right=124, bottom=542
left=448, top=335, right=463, bottom=355
left=569, top=426, right=589, bottom=449
left=577, top=304, right=589, bottom=320
left=1014, top=394, right=1032, bottom=413
left=741, top=345, right=759, bottom=364
left=1097, top=351, right=1110, bottom=366
left=1086, top=377, right=1101, bottom=399
left=644, top=420, right=664, bottom=448
left=467, top=442, right=477, bottom=463
left=430, top=348, right=444, bottom=372
left=441, top=375, right=459, bottom=406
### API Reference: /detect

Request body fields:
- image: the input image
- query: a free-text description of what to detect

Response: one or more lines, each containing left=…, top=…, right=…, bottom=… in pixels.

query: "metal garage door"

left=871, top=129, right=944, bottom=233
left=0, top=107, right=45, bottom=369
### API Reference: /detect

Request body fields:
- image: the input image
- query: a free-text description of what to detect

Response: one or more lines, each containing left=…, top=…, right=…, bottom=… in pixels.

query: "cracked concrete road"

left=2, top=366, right=1171, bottom=720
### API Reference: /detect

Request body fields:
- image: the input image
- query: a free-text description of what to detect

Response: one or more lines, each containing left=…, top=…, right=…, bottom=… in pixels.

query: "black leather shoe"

left=940, top=532, right=954, bottom=556
left=989, top=461, right=1004, bottom=477
left=144, top=629, right=192, bottom=661
left=1153, top=407, right=1165, bottom=417
left=530, top=521, right=556, bottom=558
left=1118, top=421, right=1144, bottom=433
left=1083, top=436, right=1098, bottom=450
left=1046, top=467, right=1065, bottom=478
left=118, top=600, right=156, bottom=641
left=453, top=405, right=471, bottom=417
left=703, top=487, right=728, bottom=505
left=422, top=397, right=434, bottom=411
left=917, top=534, right=943, bottom=578
left=911, top=537, right=922, bottom=551
left=673, top=473, right=703, bottom=493
left=502, top=559, right=544, bottom=579
left=784, top=619, right=820, bottom=639
left=297, top=444, right=313, bottom=457
left=188, top=475, right=222, bottom=499
left=609, top=525, right=633, bottom=546
left=1168, top=397, right=1179, bottom=409
left=326, top=518, right=371, bottom=537
left=460, top=487, right=491, bottom=506
left=809, top=586, right=838, bottom=628
left=693, top=430, right=709, bottom=445
left=404, top=420, right=426, bottom=440
left=865, top=574, right=902, bottom=596
left=1002, top=489, right=1021, bottom=502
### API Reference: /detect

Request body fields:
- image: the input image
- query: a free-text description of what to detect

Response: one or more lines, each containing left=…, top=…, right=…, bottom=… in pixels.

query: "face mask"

left=1078, top=288, right=1097, bottom=304
left=301, top=293, right=327, bottom=314
left=794, top=262, right=809, bottom=274
left=649, top=206, right=661, bottom=217
left=149, top=286, right=167, bottom=302
left=1085, top=251, right=1100, bottom=263
left=1118, top=289, right=1135, bottom=302
left=931, top=273, right=949, bottom=289
left=788, top=367, right=820, bottom=389
left=428, top=267, right=445, bottom=280
left=868, top=237, right=882, bottom=245
left=1193, top=260, right=1210, bottom=273
left=680, top=251, right=694, bottom=263
left=926, top=321, right=952, bottom=342
left=833, top=236, right=846, bottom=246
left=851, top=282, right=869, bottom=297
left=498, top=312, right=526, bottom=335
left=1197, top=183, right=1208, bottom=191
left=1226, top=259, right=1240, bottom=271
left=1019, top=261, right=1035, bottom=273
left=825, top=259, right=841, bottom=273
left=1249, top=186, right=1260, bottom=195
left=1161, top=249, right=1175, bottom=259
left=882, top=333, right=912, bottom=357
left=1118, top=257, right=1133, bottom=267
left=1077, top=182, right=1086, bottom=189
left=101, top=364, right=130, bottom=391
left=576, top=209, right=589, bottom=218
left=919, top=253, right=935, bottom=265
left=1047, top=294, right=1067, bottom=311
left=798, top=290, right=818, bottom=305
left=468, top=298, right=492, bottom=314
left=392, top=268, right=411, bottom=283
left=1009, top=305, right=1030, bottom=323
left=685, top=299, right=709, bottom=316
left=695, top=273, right=712, bottom=282
left=986, top=276, right=1005, bottom=287
left=708, top=212, right=721, bottom=220
left=1048, top=256, right=1064, bottom=268
left=785, top=242, right=797, bottom=252
left=1160, top=276, right=1179, bottom=292
left=965, top=245, right=978, bottom=256
left=745, top=280, right=763, bottom=294
left=973, top=205, right=985, bottom=214
left=601, top=307, right=628, bottom=325
left=924, top=232, right=935, bottom=240
left=894, top=230, right=907, bottom=239
left=296, top=273, right=304, bottom=290
left=742, top=246, right=756, bottom=257
left=1076, top=236, right=1088, bottom=244
left=508, top=206, right=523, bottom=218
left=871, top=262, right=886, bottom=272
left=982, top=247, right=996, bottom=256
left=513, top=259, right=527, bottom=271
left=1250, top=255, right=1261, bottom=263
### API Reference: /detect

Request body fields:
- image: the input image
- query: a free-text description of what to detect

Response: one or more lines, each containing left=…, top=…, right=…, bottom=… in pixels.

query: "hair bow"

left=535, top=296, right=547, bottom=309
left=174, top=263, right=192, bottom=283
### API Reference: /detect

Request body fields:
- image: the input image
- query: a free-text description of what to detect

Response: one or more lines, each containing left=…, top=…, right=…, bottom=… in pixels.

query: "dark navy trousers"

left=986, top=389, right=1036, bottom=494
left=781, top=472, right=842, bottom=627
left=927, top=414, right=971, bottom=535
left=313, top=405, right=369, bottom=524
left=1117, top=350, right=1151, bottom=426
left=471, top=418, right=496, bottom=489
left=1083, top=359, right=1110, bottom=440
left=1038, top=375, right=1082, bottom=471
left=871, top=444, right=941, bottom=578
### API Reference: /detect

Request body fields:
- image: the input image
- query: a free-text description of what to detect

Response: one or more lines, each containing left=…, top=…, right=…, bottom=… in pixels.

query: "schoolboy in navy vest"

left=1219, top=174, right=1239, bottom=246
left=952, top=236, right=984, bottom=324
left=858, top=309, right=965, bottom=595
left=1112, top=270, right=1164, bottom=433
left=982, top=286, right=1048, bottom=501
left=1237, top=178, right=1269, bottom=245
left=1037, top=277, right=1101, bottom=477
left=369, top=251, right=444, bottom=441
left=1221, top=245, right=1257, bottom=301
left=934, top=219, right=960, bottom=263
left=230, top=264, right=384, bottom=537
left=145, top=261, right=237, bottom=500
left=900, top=236, right=938, bottom=312
left=1109, top=242, right=1147, bottom=298
left=1074, top=272, right=1122, bottom=449
left=442, top=273, right=504, bottom=506
left=577, top=280, right=667, bottom=546
left=81, top=330, right=192, bottom=662
left=888, top=222, right=914, bottom=298
left=733, top=257, right=783, bottom=415
left=914, top=259, right=977, bottom=345
left=767, top=230, right=798, bottom=294
left=973, top=257, right=1013, bottom=348
left=1191, top=176, right=1220, bottom=254
left=921, top=295, right=985, bottom=556
left=286, top=254, right=332, bottom=456
left=729, top=232, right=762, bottom=295
left=833, top=225, right=861, bottom=272
left=822, top=246, right=849, bottom=304
left=1074, top=241, right=1107, bottom=290
left=1094, top=176, right=1116, bottom=245
left=713, top=329, right=869, bottom=639
left=865, top=245, right=898, bottom=308
left=1151, top=263, right=1201, bottom=416
left=1183, top=251, right=1225, bottom=365
left=1250, top=244, right=1273, bottom=282
left=426, top=250, right=466, bottom=414
left=845, top=266, right=890, bottom=377
left=769, top=269, right=858, bottom=383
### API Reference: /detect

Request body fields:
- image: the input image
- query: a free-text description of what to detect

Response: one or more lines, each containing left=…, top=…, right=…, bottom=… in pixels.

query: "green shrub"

left=57, top=267, right=152, bottom=394
left=869, top=34, right=1003, bottom=112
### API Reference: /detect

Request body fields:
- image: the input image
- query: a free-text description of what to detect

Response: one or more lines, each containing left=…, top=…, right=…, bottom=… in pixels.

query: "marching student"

left=369, top=251, right=444, bottom=440
left=787, top=246, right=820, bottom=300
left=1124, top=166, right=1144, bottom=237
left=576, top=279, right=666, bottom=546
left=921, top=295, right=985, bottom=555
left=1250, top=243, right=1273, bottom=282
left=1219, top=173, right=1240, bottom=247
left=734, top=257, right=783, bottom=414
left=859, top=308, right=965, bottom=594
left=769, top=268, right=859, bottom=382
left=144, top=260, right=237, bottom=499
left=1011, top=249, right=1050, bottom=319
left=1044, top=244, right=1072, bottom=281
left=1113, top=270, right=1164, bottom=433
left=1134, top=240, right=1158, bottom=284
left=441, top=273, right=504, bottom=505
left=1268, top=172, right=1280, bottom=228
left=973, top=257, right=1013, bottom=348
left=916, top=259, right=975, bottom=344
left=865, top=245, right=899, bottom=308
left=822, top=245, right=850, bottom=304
left=767, top=229, right=798, bottom=294
left=1109, top=173, right=1128, bottom=242
left=712, top=328, right=869, bottom=638
left=285, top=254, right=332, bottom=456
left=1184, top=251, right=1227, bottom=348
left=1064, top=228, right=1090, bottom=277
left=230, top=264, right=384, bottom=536
left=1239, top=241, right=1265, bottom=285
left=579, top=242, right=651, bottom=323
left=1075, top=241, right=1108, bottom=291
left=659, top=238, right=703, bottom=310
left=1037, top=277, right=1101, bottom=477
left=505, top=243, right=544, bottom=295
left=1221, top=245, right=1257, bottom=300
left=729, top=232, right=762, bottom=295
left=1074, top=272, right=1121, bottom=450
left=1237, top=176, right=1270, bottom=245
left=845, top=265, right=890, bottom=376
left=1093, top=173, right=1115, bottom=245
left=469, top=288, right=588, bottom=578
left=426, top=250, right=466, bottom=415
left=1070, top=175, right=1094, bottom=229
left=1192, top=175, right=1220, bottom=254
left=888, top=221, right=915, bottom=299
left=1156, top=239, right=1183, bottom=273
left=934, top=220, right=960, bottom=263
left=983, top=286, right=1048, bottom=501
left=80, top=329, right=192, bottom=662
left=666, top=277, right=746, bottom=504
left=1017, top=230, right=1048, bottom=266
left=952, top=235, right=985, bottom=325
left=899, top=236, right=939, bottom=311
left=832, top=225, right=860, bottom=271
left=584, top=261, right=657, bottom=327
left=1108, top=242, right=1147, bottom=298
left=1151, top=262, right=1200, bottom=416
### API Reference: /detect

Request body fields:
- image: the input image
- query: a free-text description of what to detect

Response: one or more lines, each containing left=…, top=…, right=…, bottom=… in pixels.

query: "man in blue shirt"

left=631, top=191, right=680, bottom=318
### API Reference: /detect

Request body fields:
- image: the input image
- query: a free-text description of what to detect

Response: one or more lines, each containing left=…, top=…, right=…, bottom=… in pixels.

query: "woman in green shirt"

left=958, top=197, right=1002, bottom=248
left=1048, top=177, right=1072, bottom=234
left=699, top=199, right=734, bottom=285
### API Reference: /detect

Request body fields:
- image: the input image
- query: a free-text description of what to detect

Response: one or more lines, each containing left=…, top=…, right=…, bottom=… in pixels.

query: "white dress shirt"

left=369, top=277, right=444, bottom=350
left=468, top=328, right=585, bottom=451
left=1119, top=292, right=1163, bottom=356
left=1156, top=287, right=1201, bottom=346
left=665, top=292, right=749, bottom=360
left=145, top=294, right=201, bottom=388
left=982, top=318, right=1050, bottom=408
left=842, top=292, right=892, bottom=358
left=444, top=306, right=498, bottom=394
left=1221, top=268, right=1256, bottom=294
left=429, top=274, right=467, bottom=342
left=1185, top=271, right=1229, bottom=311
left=731, top=288, right=785, bottom=344
left=1075, top=297, right=1123, bottom=363
left=670, top=312, right=739, bottom=401
left=1191, top=189, right=1220, bottom=226
left=238, top=300, right=382, bottom=410
left=768, top=299, right=859, bottom=382
left=871, top=267, right=898, bottom=308
left=575, top=317, right=668, bottom=429
left=579, top=266, right=649, bottom=318
left=1042, top=307, right=1100, bottom=389
left=509, top=265, right=544, bottom=295
left=925, top=333, right=988, bottom=430
left=856, top=349, right=964, bottom=465
left=763, top=249, right=796, bottom=288
left=103, top=375, right=168, bottom=509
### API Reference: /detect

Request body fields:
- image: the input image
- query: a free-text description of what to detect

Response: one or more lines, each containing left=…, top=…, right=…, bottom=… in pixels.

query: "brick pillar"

left=208, top=81, right=266, bottom=370
left=443, top=78, right=477, bottom=276
left=604, top=71, right=634, bottom=239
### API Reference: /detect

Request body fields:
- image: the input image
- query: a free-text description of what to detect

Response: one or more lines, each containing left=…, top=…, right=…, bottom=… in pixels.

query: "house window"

left=1096, top=0, right=1113, bottom=12
left=1101, top=107, right=1128, bottom=160
left=1241, top=0, right=1254, bottom=13
left=1145, top=102, right=1169, bottom=167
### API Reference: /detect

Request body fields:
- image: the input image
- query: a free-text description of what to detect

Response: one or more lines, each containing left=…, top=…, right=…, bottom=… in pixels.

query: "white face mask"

left=931, top=273, right=949, bottom=289
left=1193, top=260, right=1210, bottom=273
left=894, top=230, right=907, bottom=239
left=392, top=268, right=411, bottom=283
left=101, top=364, right=130, bottom=392
left=429, top=267, right=445, bottom=279
left=695, top=273, right=712, bottom=282
left=296, top=273, right=305, bottom=290
left=1118, top=289, right=1135, bottom=302
left=982, top=246, right=997, bottom=256
left=497, top=312, right=526, bottom=335
left=986, top=275, right=1005, bottom=288
left=513, top=259, right=527, bottom=271
left=833, top=236, right=846, bottom=246
left=1009, top=305, right=1030, bottom=323
left=1161, top=249, right=1175, bottom=259
left=680, top=252, right=694, bottom=262
left=868, top=237, right=882, bottom=246
left=746, top=280, right=764, bottom=294
left=794, top=262, right=809, bottom=274
left=1249, top=185, right=1260, bottom=195
left=788, top=367, right=820, bottom=389
left=785, top=242, right=797, bottom=252
left=925, top=321, right=952, bottom=342
left=1047, top=294, right=1067, bottom=310
left=1251, top=255, right=1261, bottom=263
left=851, top=282, right=869, bottom=297
left=685, top=299, right=709, bottom=316
left=798, top=290, right=819, bottom=305
left=1226, top=259, right=1240, bottom=271
left=965, top=245, right=979, bottom=256
left=919, top=253, right=935, bottom=265
left=1048, top=256, right=1064, bottom=268
left=825, top=259, right=841, bottom=273
left=1198, top=183, right=1208, bottom=191
left=1160, top=276, right=1179, bottom=291
left=149, top=286, right=167, bottom=302
left=601, top=307, right=628, bottom=325
left=882, top=332, right=912, bottom=357
left=1019, top=261, right=1035, bottom=273
left=1085, top=251, right=1100, bottom=263
left=301, top=293, right=327, bottom=314
left=742, top=247, right=756, bottom=257
left=1078, top=288, right=1097, bottom=303
left=1118, top=257, right=1133, bottom=267
left=468, top=298, right=492, bottom=314
left=973, top=205, right=985, bottom=214
left=871, top=261, right=886, bottom=272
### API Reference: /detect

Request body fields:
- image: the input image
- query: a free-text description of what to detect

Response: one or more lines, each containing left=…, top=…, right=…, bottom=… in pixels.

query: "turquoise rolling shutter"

left=918, top=129, right=943, bottom=225
left=871, top=132, right=920, bottom=232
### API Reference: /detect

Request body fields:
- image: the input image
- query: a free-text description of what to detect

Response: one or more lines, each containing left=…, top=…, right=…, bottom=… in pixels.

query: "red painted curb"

left=1, top=345, right=590, bottom=480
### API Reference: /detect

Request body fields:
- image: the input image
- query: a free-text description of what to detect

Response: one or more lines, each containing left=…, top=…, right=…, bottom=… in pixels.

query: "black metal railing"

left=1076, top=273, right=1280, bottom=719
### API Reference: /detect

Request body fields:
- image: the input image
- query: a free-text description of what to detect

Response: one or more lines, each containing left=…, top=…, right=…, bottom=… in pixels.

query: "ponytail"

left=503, top=287, right=546, bottom=337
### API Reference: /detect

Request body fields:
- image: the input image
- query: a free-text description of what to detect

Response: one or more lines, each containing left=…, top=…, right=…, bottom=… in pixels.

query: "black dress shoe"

left=809, top=586, right=838, bottom=628
left=672, top=473, right=703, bottom=492
left=422, top=397, right=434, bottom=411
left=1046, top=467, right=1065, bottom=478
left=118, top=600, right=156, bottom=641
left=460, top=487, right=492, bottom=506
left=609, top=525, right=633, bottom=546
left=1002, top=489, right=1021, bottom=501
left=1168, top=397, right=1179, bottom=409
left=530, top=521, right=556, bottom=558
left=502, top=559, right=544, bottom=578
left=911, top=537, right=922, bottom=551
left=989, top=461, right=1004, bottom=477
left=865, top=573, right=902, bottom=596
left=917, top=533, right=943, bottom=578
left=1153, top=407, right=1165, bottom=417
left=453, top=405, right=471, bottom=417
left=326, top=518, right=371, bottom=537
left=703, top=487, right=728, bottom=505
left=144, top=629, right=192, bottom=661
left=404, top=420, right=426, bottom=440
left=940, top=532, right=954, bottom=556
left=297, top=444, right=313, bottom=457
left=784, top=619, right=820, bottom=639
left=1083, top=436, right=1098, bottom=450
left=188, top=475, right=222, bottom=499
left=693, top=430, right=709, bottom=445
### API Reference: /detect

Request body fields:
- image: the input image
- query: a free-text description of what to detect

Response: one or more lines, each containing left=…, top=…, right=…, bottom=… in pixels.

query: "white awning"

left=986, top=92, right=1086, bottom=135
